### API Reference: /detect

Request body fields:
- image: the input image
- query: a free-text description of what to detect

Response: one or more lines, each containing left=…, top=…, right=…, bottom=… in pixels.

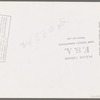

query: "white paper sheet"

left=0, top=2, right=100, bottom=98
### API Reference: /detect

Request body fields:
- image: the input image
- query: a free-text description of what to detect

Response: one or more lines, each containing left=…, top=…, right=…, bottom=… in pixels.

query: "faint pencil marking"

left=49, top=26, right=54, bottom=33
left=19, top=17, right=68, bottom=48
left=58, top=18, right=67, bottom=29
